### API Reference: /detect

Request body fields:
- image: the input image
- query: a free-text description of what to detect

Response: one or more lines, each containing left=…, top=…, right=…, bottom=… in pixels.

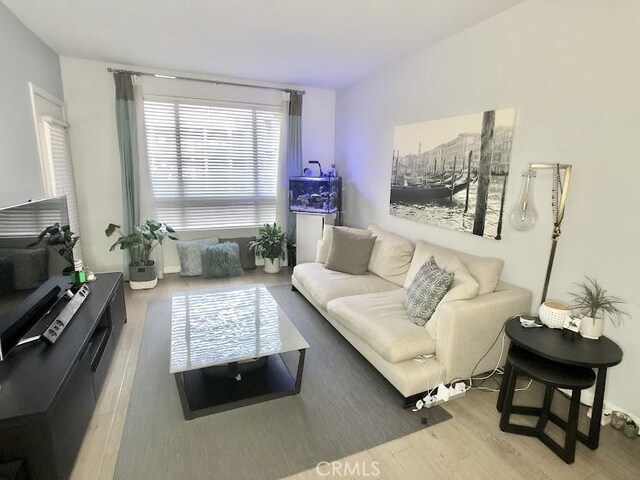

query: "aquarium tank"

left=289, top=176, right=342, bottom=214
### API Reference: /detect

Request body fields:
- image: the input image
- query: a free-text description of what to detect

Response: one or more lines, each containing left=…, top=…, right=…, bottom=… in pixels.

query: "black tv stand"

left=0, top=272, right=126, bottom=480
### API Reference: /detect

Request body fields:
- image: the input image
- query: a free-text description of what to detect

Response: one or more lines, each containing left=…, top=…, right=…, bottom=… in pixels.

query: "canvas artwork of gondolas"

left=390, top=108, right=516, bottom=240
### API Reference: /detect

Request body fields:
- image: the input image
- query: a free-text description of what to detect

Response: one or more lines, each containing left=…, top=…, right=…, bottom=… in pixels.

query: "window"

left=42, top=117, right=83, bottom=259
left=143, top=97, right=281, bottom=230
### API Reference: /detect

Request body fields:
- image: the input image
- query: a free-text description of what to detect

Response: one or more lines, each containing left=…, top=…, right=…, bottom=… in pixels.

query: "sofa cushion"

left=293, top=263, right=398, bottom=309
left=315, top=225, right=370, bottom=263
left=366, top=224, right=414, bottom=286
left=328, top=289, right=436, bottom=363
left=405, top=258, right=454, bottom=327
left=325, top=227, right=376, bottom=275
left=404, top=240, right=503, bottom=295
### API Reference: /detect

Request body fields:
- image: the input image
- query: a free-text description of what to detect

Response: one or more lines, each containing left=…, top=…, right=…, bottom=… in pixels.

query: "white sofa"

left=291, top=224, right=532, bottom=401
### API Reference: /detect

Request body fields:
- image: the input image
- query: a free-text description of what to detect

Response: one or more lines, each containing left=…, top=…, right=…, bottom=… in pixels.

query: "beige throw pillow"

left=325, top=228, right=377, bottom=275
left=440, top=256, right=480, bottom=302
left=404, top=240, right=503, bottom=295
left=316, top=225, right=371, bottom=263
left=366, top=224, right=414, bottom=286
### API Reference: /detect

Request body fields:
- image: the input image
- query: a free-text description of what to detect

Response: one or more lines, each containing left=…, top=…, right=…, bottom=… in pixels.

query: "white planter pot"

left=263, top=258, right=281, bottom=274
left=579, top=316, right=604, bottom=340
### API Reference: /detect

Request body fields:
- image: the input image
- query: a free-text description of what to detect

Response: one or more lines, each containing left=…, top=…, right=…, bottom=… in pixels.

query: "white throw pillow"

left=404, top=240, right=503, bottom=295
left=366, top=224, right=414, bottom=287
left=440, top=256, right=480, bottom=302
left=315, top=225, right=370, bottom=263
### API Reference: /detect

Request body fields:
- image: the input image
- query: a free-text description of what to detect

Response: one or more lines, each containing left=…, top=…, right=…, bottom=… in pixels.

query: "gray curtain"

left=286, top=91, right=303, bottom=241
left=113, top=72, right=140, bottom=234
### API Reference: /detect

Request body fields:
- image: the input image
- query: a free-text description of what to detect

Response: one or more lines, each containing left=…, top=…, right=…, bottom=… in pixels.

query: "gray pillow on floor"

left=405, top=257, right=454, bottom=326
left=324, top=227, right=377, bottom=275
left=176, top=237, right=219, bottom=276
left=201, top=243, right=243, bottom=278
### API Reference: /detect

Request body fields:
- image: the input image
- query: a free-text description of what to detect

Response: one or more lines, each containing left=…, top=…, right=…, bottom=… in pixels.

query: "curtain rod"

left=107, top=67, right=305, bottom=95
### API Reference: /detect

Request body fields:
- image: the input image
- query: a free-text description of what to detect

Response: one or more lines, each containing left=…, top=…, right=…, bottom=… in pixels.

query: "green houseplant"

left=249, top=223, right=286, bottom=274
left=29, top=223, right=79, bottom=274
left=569, top=277, right=628, bottom=339
left=105, top=220, right=177, bottom=289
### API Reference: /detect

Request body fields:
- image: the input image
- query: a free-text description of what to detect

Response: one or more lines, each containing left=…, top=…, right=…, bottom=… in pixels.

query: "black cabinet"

left=0, top=273, right=126, bottom=480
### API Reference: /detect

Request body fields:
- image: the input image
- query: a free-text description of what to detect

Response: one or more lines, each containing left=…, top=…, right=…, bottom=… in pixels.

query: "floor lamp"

left=510, top=163, right=573, bottom=304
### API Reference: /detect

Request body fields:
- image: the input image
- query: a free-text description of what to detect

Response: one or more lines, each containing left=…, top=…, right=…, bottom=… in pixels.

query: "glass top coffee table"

left=170, top=284, right=309, bottom=420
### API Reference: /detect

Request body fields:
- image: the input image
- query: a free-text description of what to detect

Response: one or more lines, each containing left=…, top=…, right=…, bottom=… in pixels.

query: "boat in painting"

left=390, top=172, right=476, bottom=203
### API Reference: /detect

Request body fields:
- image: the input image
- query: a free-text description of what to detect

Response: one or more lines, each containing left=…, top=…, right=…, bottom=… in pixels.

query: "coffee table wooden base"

left=174, top=349, right=306, bottom=420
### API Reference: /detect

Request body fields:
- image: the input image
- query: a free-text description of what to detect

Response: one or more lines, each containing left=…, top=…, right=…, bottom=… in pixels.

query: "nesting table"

left=497, top=318, right=623, bottom=450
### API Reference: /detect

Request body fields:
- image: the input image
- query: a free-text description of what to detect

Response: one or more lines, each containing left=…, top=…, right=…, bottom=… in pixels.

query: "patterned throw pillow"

left=404, top=257, right=454, bottom=327
left=201, top=243, right=243, bottom=278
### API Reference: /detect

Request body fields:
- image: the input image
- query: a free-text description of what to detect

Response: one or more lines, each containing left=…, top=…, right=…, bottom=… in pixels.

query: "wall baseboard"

left=164, top=266, right=181, bottom=274
left=559, top=388, right=639, bottom=430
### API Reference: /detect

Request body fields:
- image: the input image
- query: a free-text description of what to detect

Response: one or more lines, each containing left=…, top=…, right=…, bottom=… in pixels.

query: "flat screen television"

left=0, top=196, right=73, bottom=358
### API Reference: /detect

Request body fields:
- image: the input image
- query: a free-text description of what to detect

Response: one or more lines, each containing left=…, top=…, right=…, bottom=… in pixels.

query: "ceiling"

left=3, top=0, right=523, bottom=89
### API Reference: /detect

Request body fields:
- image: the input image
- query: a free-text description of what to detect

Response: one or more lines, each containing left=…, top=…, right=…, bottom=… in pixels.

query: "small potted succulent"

left=569, top=277, right=629, bottom=339
left=30, top=223, right=79, bottom=274
left=249, top=223, right=286, bottom=274
left=105, top=220, right=177, bottom=289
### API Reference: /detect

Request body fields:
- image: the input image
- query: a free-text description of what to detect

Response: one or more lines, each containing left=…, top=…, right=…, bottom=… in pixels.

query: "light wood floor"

left=71, top=269, right=640, bottom=480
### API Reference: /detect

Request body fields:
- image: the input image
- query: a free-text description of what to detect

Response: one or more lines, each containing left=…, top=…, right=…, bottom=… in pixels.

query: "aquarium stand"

left=296, top=213, right=337, bottom=264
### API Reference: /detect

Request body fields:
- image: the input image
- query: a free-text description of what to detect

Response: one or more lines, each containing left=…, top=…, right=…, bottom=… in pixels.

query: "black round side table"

left=497, top=318, right=623, bottom=450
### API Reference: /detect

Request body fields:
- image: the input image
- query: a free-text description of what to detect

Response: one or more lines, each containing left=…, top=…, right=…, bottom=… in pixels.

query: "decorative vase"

left=623, top=420, right=638, bottom=439
left=538, top=301, right=571, bottom=329
left=129, top=261, right=158, bottom=290
left=263, top=258, right=281, bottom=274
left=611, top=411, right=628, bottom=430
left=579, top=315, right=604, bottom=340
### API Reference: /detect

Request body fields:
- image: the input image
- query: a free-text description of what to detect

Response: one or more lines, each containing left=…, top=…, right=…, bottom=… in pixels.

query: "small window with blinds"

left=42, top=118, right=83, bottom=259
left=144, top=97, right=281, bottom=230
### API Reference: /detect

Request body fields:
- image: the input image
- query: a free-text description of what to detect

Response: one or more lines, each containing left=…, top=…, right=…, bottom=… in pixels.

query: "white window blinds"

left=42, top=118, right=83, bottom=259
left=143, top=98, right=281, bottom=230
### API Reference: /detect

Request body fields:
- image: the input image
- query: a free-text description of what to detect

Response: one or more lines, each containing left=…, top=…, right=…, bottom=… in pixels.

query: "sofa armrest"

left=435, top=282, right=532, bottom=383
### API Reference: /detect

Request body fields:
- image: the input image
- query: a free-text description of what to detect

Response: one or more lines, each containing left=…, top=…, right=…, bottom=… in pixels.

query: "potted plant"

left=29, top=223, right=79, bottom=274
left=249, top=223, right=286, bottom=274
left=105, top=220, right=177, bottom=289
left=569, top=277, right=629, bottom=339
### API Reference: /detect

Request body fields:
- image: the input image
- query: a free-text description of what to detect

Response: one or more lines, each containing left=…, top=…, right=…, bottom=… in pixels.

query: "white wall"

left=0, top=3, right=64, bottom=206
left=60, top=57, right=336, bottom=273
left=334, top=0, right=640, bottom=419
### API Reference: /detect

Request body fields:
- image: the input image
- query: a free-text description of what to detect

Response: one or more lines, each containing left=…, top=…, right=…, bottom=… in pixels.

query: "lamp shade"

left=509, top=169, right=537, bottom=231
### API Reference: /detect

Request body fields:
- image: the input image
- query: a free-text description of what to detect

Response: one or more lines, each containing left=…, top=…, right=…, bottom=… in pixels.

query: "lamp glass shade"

left=509, top=169, right=537, bottom=231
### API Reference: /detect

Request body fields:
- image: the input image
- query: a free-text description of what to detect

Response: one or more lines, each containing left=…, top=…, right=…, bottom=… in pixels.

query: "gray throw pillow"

left=176, top=237, right=219, bottom=276
left=221, top=237, right=255, bottom=270
left=201, top=243, right=243, bottom=278
left=324, top=227, right=377, bottom=275
left=405, top=257, right=454, bottom=327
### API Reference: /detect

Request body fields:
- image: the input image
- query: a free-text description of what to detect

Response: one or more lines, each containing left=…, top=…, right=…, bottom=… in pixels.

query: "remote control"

left=41, top=284, right=90, bottom=345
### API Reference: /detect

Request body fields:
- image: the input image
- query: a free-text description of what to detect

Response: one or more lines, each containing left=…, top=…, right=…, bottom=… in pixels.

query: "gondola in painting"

left=390, top=108, right=516, bottom=240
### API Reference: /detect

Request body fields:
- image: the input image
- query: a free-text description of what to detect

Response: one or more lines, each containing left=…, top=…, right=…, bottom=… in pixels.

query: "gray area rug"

left=114, top=285, right=450, bottom=480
